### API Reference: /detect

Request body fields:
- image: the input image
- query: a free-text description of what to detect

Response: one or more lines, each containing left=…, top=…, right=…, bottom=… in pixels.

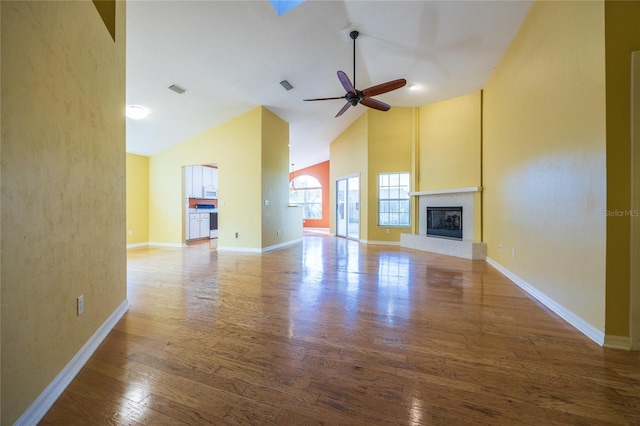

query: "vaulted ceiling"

left=126, top=1, right=533, bottom=170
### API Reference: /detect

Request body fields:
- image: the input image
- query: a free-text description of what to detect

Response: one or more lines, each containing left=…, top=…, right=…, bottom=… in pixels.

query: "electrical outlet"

left=512, top=249, right=516, bottom=259
left=128, top=230, right=133, bottom=236
left=386, top=229, right=390, bottom=234
left=235, top=232, right=239, bottom=238
left=77, top=295, right=84, bottom=316
left=499, top=243, right=503, bottom=252
left=277, top=230, right=280, bottom=236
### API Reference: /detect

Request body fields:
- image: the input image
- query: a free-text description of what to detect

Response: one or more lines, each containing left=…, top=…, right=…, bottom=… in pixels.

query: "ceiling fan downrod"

left=351, top=30, right=358, bottom=89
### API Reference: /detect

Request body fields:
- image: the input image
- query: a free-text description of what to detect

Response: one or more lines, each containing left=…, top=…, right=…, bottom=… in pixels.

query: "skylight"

left=269, top=0, right=305, bottom=16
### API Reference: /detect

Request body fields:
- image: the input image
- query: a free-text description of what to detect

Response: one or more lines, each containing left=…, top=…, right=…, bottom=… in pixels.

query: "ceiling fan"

left=304, top=30, right=407, bottom=118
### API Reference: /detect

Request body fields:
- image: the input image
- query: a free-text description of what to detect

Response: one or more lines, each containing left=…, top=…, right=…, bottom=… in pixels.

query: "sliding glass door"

left=335, top=175, right=360, bottom=240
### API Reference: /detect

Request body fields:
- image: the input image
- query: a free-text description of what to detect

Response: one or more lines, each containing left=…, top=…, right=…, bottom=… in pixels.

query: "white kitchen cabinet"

left=185, top=166, right=194, bottom=197
left=202, top=166, right=213, bottom=187
left=199, top=213, right=209, bottom=237
left=192, top=165, right=203, bottom=198
left=188, top=212, right=211, bottom=241
left=211, top=167, right=218, bottom=188
left=188, top=213, right=200, bottom=240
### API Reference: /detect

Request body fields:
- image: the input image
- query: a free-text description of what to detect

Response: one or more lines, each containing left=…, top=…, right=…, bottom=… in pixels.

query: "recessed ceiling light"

left=408, top=84, right=421, bottom=91
left=125, top=105, right=149, bottom=120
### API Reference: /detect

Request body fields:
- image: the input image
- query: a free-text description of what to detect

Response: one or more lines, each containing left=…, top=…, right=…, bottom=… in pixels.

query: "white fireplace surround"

left=401, top=187, right=487, bottom=260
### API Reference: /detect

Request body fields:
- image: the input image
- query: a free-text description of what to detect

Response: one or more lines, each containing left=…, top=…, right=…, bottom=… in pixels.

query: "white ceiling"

left=126, top=0, right=532, bottom=170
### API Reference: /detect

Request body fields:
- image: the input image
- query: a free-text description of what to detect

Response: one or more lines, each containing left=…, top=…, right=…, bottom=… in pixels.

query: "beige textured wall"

left=260, top=108, right=302, bottom=248
left=483, top=1, right=606, bottom=331
left=0, top=1, right=126, bottom=423
left=367, top=107, right=414, bottom=242
left=418, top=92, right=482, bottom=191
left=126, top=153, right=150, bottom=245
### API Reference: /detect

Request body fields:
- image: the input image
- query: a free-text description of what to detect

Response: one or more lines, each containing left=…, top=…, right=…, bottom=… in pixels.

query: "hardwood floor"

left=40, top=233, right=640, bottom=425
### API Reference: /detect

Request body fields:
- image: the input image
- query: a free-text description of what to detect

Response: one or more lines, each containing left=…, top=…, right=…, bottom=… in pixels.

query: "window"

left=289, top=175, right=322, bottom=219
left=378, top=172, right=410, bottom=226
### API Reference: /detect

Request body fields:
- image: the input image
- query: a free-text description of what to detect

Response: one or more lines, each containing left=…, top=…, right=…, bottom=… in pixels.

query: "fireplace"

left=427, top=206, right=463, bottom=239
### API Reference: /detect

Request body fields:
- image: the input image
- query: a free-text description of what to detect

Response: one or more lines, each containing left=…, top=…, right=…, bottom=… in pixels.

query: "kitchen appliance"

left=203, top=186, right=217, bottom=199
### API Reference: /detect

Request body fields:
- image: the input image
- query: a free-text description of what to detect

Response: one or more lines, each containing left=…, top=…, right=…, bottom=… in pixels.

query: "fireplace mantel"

left=401, top=186, right=486, bottom=260
left=409, top=186, right=482, bottom=197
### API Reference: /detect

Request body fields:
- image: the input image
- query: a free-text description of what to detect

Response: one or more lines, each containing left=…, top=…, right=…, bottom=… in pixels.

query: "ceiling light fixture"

left=125, top=105, right=149, bottom=120
left=280, top=80, right=294, bottom=91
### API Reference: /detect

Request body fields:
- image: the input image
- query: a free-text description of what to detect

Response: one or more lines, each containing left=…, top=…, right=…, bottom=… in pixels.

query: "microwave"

left=203, top=186, right=217, bottom=199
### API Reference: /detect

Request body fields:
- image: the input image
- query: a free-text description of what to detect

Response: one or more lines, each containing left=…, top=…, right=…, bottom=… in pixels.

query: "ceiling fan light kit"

left=304, top=30, right=407, bottom=118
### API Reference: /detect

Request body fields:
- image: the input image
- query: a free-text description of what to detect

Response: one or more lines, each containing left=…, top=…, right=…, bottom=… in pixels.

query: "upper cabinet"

left=185, top=165, right=219, bottom=199
left=203, top=166, right=213, bottom=187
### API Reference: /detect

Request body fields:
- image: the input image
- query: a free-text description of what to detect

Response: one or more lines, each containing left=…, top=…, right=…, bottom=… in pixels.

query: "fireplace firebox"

left=427, top=206, right=463, bottom=239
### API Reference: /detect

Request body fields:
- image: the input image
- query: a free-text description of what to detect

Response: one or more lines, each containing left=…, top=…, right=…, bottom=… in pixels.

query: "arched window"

left=289, top=175, right=322, bottom=219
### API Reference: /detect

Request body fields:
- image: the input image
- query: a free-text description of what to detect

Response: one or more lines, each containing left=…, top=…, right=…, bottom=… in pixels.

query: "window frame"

left=289, top=175, right=323, bottom=220
left=377, top=172, right=411, bottom=228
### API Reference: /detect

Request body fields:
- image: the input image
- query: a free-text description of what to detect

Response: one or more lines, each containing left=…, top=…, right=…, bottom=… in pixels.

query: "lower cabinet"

left=188, top=213, right=210, bottom=240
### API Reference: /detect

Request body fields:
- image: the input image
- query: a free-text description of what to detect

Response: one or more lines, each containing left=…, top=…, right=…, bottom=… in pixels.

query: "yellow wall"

left=419, top=91, right=482, bottom=191
left=329, top=113, right=369, bottom=238
left=367, top=107, right=414, bottom=242
left=126, top=153, right=149, bottom=245
left=483, top=1, right=607, bottom=331
left=604, top=0, right=640, bottom=337
left=261, top=108, right=302, bottom=247
left=0, top=1, right=127, bottom=423
left=149, top=106, right=299, bottom=250
left=418, top=91, right=483, bottom=240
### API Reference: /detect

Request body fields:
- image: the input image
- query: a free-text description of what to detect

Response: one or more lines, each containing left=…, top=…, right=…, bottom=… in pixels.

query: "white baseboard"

left=485, top=257, right=605, bottom=347
left=604, top=334, right=631, bottom=350
left=15, top=299, right=130, bottom=426
left=217, top=246, right=262, bottom=253
left=363, top=240, right=401, bottom=246
left=148, top=241, right=186, bottom=248
left=262, top=238, right=303, bottom=252
left=126, top=242, right=148, bottom=249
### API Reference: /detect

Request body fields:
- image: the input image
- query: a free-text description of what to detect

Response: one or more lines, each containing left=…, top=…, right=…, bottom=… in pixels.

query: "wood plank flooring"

left=40, top=233, right=640, bottom=425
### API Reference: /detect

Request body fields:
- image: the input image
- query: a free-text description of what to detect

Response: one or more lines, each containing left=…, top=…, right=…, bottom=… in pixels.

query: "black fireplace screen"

left=427, top=207, right=463, bottom=239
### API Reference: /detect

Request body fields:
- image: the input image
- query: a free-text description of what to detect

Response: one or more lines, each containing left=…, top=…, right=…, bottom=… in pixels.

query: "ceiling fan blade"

left=360, top=97, right=391, bottom=112
left=362, top=78, right=407, bottom=98
left=337, top=71, right=357, bottom=95
left=304, top=96, right=346, bottom=101
left=335, top=102, right=352, bottom=118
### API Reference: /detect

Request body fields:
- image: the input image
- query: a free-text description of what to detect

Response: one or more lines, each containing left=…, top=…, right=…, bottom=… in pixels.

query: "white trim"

left=15, top=299, right=130, bottom=426
left=126, top=242, right=149, bottom=249
left=363, top=240, right=401, bottom=246
left=303, top=227, right=330, bottom=234
left=409, top=186, right=482, bottom=197
left=604, top=335, right=631, bottom=351
left=217, top=246, right=262, bottom=253
left=262, top=238, right=303, bottom=252
left=486, top=257, right=605, bottom=346
left=148, top=241, right=186, bottom=248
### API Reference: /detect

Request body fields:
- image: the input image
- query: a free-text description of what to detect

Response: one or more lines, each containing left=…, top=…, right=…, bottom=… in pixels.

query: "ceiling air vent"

left=280, top=80, right=294, bottom=91
left=168, top=84, right=186, bottom=94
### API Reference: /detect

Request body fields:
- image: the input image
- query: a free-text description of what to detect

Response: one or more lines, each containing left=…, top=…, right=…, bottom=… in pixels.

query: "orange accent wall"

left=290, top=160, right=330, bottom=228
